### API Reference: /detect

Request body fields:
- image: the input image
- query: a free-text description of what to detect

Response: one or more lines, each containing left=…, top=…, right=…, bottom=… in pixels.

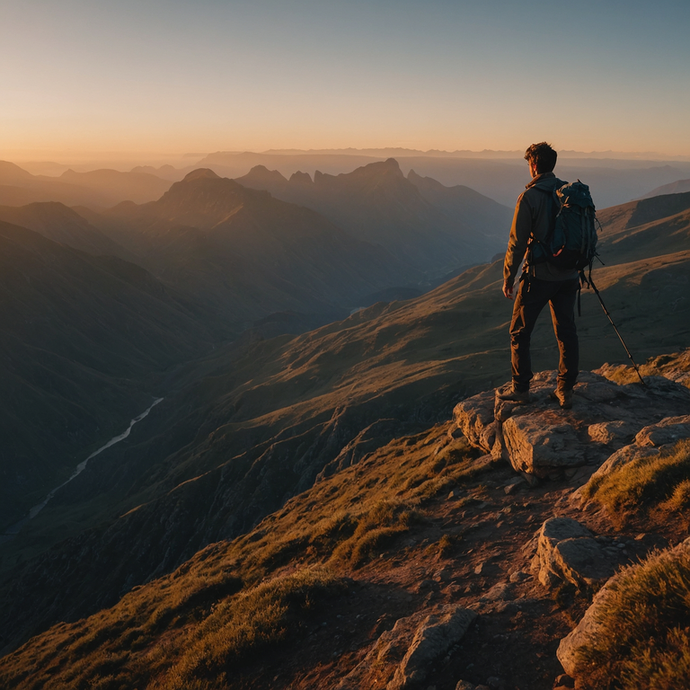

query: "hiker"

left=500, top=142, right=578, bottom=409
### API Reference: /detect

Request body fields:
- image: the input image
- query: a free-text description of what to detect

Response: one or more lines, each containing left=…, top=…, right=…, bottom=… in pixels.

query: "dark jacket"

left=503, top=172, right=579, bottom=284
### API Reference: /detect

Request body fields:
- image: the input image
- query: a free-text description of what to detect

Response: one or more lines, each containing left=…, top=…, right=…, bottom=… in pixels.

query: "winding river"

left=1, top=397, right=163, bottom=541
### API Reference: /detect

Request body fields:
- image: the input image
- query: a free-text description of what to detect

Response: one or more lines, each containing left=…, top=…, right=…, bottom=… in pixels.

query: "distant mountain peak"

left=183, top=168, right=221, bottom=182
left=348, top=158, right=404, bottom=181
left=238, top=165, right=288, bottom=186
left=289, top=171, right=313, bottom=185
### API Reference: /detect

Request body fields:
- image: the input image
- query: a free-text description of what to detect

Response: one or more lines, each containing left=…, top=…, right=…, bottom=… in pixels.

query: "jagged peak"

left=289, top=170, right=313, bottom=185
left=239, top=165, right=288, bottom=184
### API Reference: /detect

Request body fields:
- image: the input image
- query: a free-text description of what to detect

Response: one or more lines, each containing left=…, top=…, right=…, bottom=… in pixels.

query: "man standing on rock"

left=499, top=142, right=578, bottom=409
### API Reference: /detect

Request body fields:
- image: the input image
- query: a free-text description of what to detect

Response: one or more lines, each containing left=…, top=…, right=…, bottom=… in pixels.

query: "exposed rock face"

left=452, top=371, right=690, bottom=477
left=533, top=518, right=617, bottom=588
left=635, top=414, right=690, bottom=447
left=335, top=604, right=477, bottom=690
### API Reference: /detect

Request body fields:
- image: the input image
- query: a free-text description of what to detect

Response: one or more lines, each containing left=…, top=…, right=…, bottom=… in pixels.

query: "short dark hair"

left=524, top=142, right=557, bottom=174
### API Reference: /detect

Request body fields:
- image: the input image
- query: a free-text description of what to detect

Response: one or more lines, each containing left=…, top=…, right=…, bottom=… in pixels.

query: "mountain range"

left=234, top=158, right=509, bottom=276
left=85, top=168, right=418, bottom=327
left=0, top=184, right=689, bottom=668
left=0, top=159, right=514, bottom=537
left=193, top=150, right=690, bottom=208
left=0, top=161, right=172, bottom=208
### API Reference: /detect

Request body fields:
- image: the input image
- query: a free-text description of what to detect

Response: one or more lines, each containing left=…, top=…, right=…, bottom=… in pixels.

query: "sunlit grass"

left=582, top=440, right=690, bottom=525
left=0, top=428, right=484, bottom=690
left=575, top=545, right=690, bottom=690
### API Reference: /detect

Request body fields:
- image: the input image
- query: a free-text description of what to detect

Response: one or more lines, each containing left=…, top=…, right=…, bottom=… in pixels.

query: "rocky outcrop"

left=532, top=518, right=618, bottom=588
left=452, top=371, right=690, bottom=477
left=335, top=604, right=477, bottom=689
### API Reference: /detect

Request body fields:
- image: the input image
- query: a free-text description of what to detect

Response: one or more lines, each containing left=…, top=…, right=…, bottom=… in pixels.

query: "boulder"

left=502, top=414, right=582, bottom=476
left=635, top=414, right=690, bottom=447
left=453, top=390, right=496, bottom=453
left=533, top=517, right=616, bottom=588
left=389, top=606, right=478, bottom=689
left=335, top=604, right=477, bottom=690
left=587, top=420, right=638, bottom=446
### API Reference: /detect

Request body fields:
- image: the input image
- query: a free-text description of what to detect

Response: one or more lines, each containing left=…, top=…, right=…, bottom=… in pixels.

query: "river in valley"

left=1, top=397, right=164, bottom=542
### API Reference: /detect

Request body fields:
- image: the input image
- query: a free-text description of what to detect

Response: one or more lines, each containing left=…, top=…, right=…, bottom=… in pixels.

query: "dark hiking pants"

left=509, top=276, right=579, bottom=392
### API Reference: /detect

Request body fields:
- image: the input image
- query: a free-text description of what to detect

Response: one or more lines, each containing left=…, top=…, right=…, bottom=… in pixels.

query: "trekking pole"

left=588, top=276, right=645, bottom=385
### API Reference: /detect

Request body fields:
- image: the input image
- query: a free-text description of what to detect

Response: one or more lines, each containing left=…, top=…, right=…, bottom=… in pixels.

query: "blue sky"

left=1, top=0, right=689, bottom=159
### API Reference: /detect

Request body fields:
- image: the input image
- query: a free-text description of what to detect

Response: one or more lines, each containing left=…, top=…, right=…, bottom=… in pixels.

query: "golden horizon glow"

left=2, top=1, right=689, bottom=165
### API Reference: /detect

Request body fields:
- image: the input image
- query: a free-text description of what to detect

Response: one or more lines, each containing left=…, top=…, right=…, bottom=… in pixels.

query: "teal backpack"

left=530, top=180, right=599, bottom=274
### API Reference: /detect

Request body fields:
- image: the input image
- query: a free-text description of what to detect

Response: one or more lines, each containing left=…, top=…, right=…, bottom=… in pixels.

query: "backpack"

left=530, top=180, right=599, bottom=273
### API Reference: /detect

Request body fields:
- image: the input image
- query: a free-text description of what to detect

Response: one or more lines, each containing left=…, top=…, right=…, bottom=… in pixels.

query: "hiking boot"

left=496, top=386, right=530, bottom=404
left=553, top=387, right=573, bottom=409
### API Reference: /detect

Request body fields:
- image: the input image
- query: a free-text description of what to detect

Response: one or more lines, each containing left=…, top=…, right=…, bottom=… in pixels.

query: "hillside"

left=0, top=187, right=689, bottom=687
left=1, top=187, right=690, bottom=658
left=1, top=352, right=689, bottom=689
left=641, top=178, right=690, bottom=198
left=0, top=220, right=223, bottom=529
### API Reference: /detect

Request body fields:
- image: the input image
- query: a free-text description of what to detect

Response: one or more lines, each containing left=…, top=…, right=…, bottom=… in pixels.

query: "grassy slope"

left=2, top=190, right=690, bottom=652
left=1, top=192, right=690, bottom=684
left=0, top=427, right=524, bottom=689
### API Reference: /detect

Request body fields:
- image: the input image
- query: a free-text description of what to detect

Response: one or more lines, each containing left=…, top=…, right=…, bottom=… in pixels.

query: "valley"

left=0, top=156, right=689, bottom=689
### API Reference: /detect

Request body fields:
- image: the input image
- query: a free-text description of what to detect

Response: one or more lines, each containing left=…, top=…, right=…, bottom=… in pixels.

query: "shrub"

left=583, top=439, right=690, bottom=524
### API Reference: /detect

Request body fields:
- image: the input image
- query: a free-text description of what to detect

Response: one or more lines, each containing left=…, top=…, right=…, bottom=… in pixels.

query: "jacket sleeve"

left=503, top=192, right=532, bottom=284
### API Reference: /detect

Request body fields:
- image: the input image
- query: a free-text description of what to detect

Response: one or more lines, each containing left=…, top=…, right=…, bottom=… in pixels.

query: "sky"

left=1, top=0, right=689, bottom=163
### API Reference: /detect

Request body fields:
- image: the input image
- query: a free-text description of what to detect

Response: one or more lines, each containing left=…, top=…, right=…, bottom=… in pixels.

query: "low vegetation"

left=575, top=544, right=690, bottom=690
left=0, top=426, right=487, bottom=689
left=598, top=349, right=690, bottom=388
left=582, top=439, right=690, bottom=525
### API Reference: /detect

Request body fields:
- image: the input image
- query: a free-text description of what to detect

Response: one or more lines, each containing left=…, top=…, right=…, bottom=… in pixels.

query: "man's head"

left=524, top=142, right=557, bottom=176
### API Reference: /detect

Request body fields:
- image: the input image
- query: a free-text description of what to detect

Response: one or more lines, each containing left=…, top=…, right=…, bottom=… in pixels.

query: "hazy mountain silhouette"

left=57, top=168, right=172, bottom=204
left=130, top=164, right=182, bottom=181
left=0, top=161, right=173, bottom=209
left=236, top=158, right=510, bottom=277
left=0, top=220, right=222, bottom=528
left=87, top=169, right=414, bottom=327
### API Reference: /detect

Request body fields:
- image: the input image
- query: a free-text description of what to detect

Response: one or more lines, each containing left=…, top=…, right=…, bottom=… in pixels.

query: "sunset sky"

left=2, top=0, right=689, bottom=163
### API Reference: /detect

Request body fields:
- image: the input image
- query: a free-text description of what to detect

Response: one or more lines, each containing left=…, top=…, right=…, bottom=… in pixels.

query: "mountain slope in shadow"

left=0, top=220, right=223, bottom=529
left=0, top=202, right=132, bottom=259
left=90, top=169, right=416, bottom=328
left=1, top=188, right=689, bottom=654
